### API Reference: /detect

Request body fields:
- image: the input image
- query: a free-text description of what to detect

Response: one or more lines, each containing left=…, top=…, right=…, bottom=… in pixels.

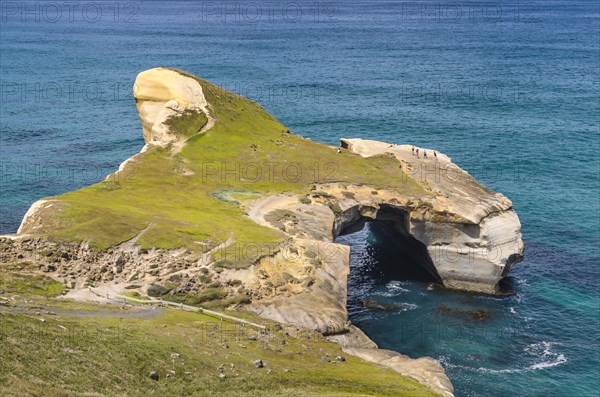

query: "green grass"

left=168, top=288, right=228, bottom=305
left=121, top=291, right=150, bottom=300
left=26, top=68, right=427, bottom=260
left=163, top=108, right=208, bottom=138
left=0, top=263, right=64, bottom=297
left=0, top=294, right=439, bottom=397
left=138, top=286, right=248, bottom=310
left=147, top=283, right=175, bottom=297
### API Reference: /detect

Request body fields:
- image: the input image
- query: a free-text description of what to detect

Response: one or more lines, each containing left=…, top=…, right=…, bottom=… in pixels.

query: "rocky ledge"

left=2, top=67, right=526, bottom=397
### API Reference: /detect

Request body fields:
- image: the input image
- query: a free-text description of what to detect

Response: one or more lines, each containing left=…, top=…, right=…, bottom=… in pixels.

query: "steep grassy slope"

left=25, top=68, right=425, bottom=253
left=0, top=292, right=438, bottom=397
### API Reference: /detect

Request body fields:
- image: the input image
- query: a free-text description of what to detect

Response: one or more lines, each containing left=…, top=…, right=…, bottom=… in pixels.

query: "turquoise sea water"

left=1, top=1, right=598, bottom=395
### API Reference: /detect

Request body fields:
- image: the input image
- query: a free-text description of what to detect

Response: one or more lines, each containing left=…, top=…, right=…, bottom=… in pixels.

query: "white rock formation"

left=339, top=138, right=524, bottom=293
left=133, top=67, right=212, bottom=147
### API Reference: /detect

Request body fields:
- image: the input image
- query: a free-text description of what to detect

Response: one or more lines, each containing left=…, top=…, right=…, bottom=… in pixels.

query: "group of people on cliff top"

left=336, top=145, right=438, bottom=160
left=412, top=146, right=437, bottom=160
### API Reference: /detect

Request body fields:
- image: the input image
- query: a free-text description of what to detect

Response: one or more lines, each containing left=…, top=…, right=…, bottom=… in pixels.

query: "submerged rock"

left=437, top=304, right=492, bottom=321
left=361, top=299, right=404, bottom=312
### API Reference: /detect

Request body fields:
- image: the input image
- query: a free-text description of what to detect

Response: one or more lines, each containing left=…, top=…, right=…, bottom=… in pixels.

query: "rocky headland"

left=1, top=67, right=525, bottom=397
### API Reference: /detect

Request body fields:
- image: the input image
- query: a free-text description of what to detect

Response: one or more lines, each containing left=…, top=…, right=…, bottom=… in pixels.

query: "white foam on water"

left=530, top=354, right=567, bottom=370
left=515, top=293, right=523, bottom=303
left=386, top=280, right=410, bottom=293
left=399, top=303, right=419, bottom=311
left=438, top=341, right=568, bottom=375
left=508, top=306, right=533, bottom=322
left=375, top=280, right=411, bottom=297
left=525, top=341, right=568, bottom=370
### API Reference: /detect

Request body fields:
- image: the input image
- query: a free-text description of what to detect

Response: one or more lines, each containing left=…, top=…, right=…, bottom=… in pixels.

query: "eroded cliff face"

left=134, top=67, right=212, bottom=147
left=241, top=176, right=523, bottom=333
left=339, top=138, right=524, bottom=293
left=4, top=67, right=527, bottom=397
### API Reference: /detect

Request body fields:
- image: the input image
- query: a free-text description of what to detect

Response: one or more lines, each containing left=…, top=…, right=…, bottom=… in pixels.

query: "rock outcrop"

left=3, top=67, right=528, bottom=397
left=338, top=139, right=524, bottom=293
left=325, top=326, right=453, bottom=397
left=342, top=347, right=454, bottom=397
left=134, top=67, right=212, bottom=147
left=239, top=171, right=523, bottom=335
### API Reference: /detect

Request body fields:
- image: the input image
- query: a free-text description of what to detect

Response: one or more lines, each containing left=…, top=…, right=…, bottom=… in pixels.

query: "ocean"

left=1, top=1, right=598, bottom=396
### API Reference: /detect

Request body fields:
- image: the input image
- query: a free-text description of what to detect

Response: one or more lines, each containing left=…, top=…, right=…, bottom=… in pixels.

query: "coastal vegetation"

left=27, top=68, right=425, bottom=257
left=0, top=286, right=439, bottom=397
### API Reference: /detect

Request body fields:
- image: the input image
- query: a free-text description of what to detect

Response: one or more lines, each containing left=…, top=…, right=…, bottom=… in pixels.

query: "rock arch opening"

left=334, top=205, right=442, bottom=286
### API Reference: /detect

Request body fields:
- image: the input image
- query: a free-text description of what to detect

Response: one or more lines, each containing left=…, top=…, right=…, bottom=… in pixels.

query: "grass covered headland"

left=20, top=68, right=425, bottom=253
left=2, top=68, right=446, bottom=397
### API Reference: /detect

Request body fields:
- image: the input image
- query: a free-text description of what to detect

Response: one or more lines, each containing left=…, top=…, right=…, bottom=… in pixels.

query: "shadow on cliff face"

left=336, top=204, right=519, bottom=297
left=367, top=220, right=441, bottom=283
left=335, top=205, right=442, bottom=286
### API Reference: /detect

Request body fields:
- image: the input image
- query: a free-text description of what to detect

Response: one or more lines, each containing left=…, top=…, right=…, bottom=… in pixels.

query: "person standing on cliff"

left=424, top=150, right=428, bottom=158
left=434, top=150, right=438, bottom=160
left=415, top=148, right=419, bottom=157
left=411, top=146, right=415, bottom=155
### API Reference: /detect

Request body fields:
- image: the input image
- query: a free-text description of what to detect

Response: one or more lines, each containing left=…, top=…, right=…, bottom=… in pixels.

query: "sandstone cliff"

left=3, top=67, right=527, bottom=397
